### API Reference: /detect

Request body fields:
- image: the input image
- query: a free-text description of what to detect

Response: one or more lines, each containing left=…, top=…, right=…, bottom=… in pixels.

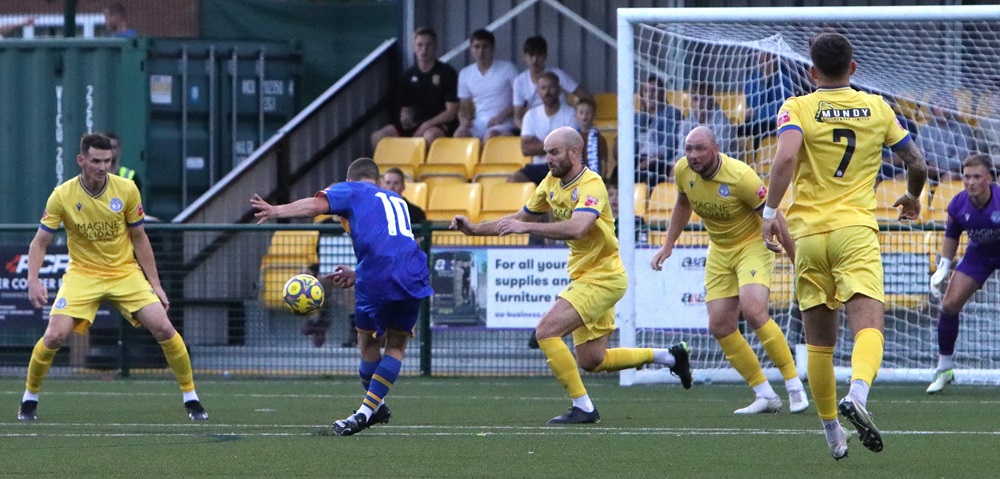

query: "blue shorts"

left=355, top=297, right=423, bottom=338
left=955, top=245, right=1000, bottom=285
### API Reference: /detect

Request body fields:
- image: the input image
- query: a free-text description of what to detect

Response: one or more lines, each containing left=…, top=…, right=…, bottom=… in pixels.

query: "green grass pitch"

left=2, top=376, right=997, bottom=478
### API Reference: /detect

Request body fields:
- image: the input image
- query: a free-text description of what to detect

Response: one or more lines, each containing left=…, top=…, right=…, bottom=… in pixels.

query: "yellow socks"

left=25, top=338, right=58, bottom=394
left=718, top=330, right=767, bottom=387
left=537, top=337, right=587, bottom=399
left=807, top=344, right=837, bottom=420
left=159, top=333, right=195, bottom=393
left=756, top=319, right=798, bottom=381
left=851, top=328, right=884, bottom=385
left=592, top=348, right=654, bottom=372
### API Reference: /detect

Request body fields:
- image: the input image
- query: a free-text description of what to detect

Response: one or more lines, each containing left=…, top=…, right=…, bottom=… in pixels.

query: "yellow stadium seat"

left=258, top=231, right=321, bottom=309
left=593, top=92, right=618, bottom=131
left=260, top=265, right=305, bottom=309
left=473, top=136, right=529, bottom=182
left=665, top=90, right=691, bottom=116
left=403, top=181, right=428, bottom=210
left=754, top=135, right=779, bottom=178
left=645, top=181, right=677, bottom=226
left=717, top=91, right=747, bottom=126
left=373, top=137, right=426, bottom=180
left=480, top=182, right=535, bottom=222
left=419, top=137, right=480, bottom=180
left=769, top=252, right=796, bottom=304
left=633, top=183, right=648, bottom=218
left=924, top=180, right=963, bottom=224
left=421, top=175, right=467, bottom=190
left=875, top=179, right=924, bottom=224
left=426, top=182, right=482, bottom=222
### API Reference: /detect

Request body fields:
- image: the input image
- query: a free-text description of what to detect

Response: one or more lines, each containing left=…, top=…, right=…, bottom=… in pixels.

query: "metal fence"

left=0, top=222, right=954, bottom=380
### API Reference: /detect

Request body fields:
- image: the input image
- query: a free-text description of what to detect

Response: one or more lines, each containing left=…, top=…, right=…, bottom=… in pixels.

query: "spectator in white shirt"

left=509, top=72, right=579, bottom=184
left=454, top=29, right=519, bottom=140
left=511, top=35, right=592, bottom=129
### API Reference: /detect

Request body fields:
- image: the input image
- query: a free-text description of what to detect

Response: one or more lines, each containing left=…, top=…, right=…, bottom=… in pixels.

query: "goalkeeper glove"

left=930, top=257, right=952, bottom=298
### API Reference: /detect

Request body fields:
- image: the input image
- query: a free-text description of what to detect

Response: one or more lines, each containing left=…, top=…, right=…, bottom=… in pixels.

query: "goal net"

left=616, top=6, right=1000, bottom=386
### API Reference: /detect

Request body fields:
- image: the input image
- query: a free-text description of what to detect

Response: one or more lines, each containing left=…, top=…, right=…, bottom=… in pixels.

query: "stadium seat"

left=879, top=230, right=933, bottom=309
left=717, top=91, right=747, bottom=126
left=473, top=136, right=529, bottom=182
left=753, top=135, right=779, bottom=177
left=633, top=183, right=648, bottom=219
left=480, top=182, right=535, bottom=222
left=373, top=137, right=426, bottom=180
left=593, top=92, right=618, bottom=131
left=665, top=90, right=691, bottom=116
left=769, top=252, right=796, bottom=304
left=645, top=181, right=677, bottom=226
left=425, top=182, right=482, bottom=222
left=924, top=180, right=963, bottom=224
left=419, top=137, right=480, bottom=180
left=259, top=231, right=320, bottom=309
left=402, top=181, right=428, bottom=210
left=876, top=179, right=925, bottom=224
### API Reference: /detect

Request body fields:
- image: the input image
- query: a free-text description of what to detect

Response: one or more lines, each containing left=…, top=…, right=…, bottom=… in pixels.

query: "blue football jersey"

left=318, top=182, right=433, bottom=300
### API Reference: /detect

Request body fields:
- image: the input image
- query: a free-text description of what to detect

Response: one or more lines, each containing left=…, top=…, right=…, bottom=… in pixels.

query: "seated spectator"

left=371, top=27, right=458, bottom=151
left=380, top=167, right=427, bottom=225
left=575, top=98, right=609, bottom=179
left=635, top=75, right=681, bottom=188
left=508, top=72, right=578, bottom=184
left=919, top=102, right=975, bottom=181
left=743, top=51, right=794, bottom=144
left=512, top=35, right=592, bottom=129
left=678, top=82, right=737, bottom=157
left=103, top=3, right=138, bottom=38
left=454, top=29, right=519, bottom=141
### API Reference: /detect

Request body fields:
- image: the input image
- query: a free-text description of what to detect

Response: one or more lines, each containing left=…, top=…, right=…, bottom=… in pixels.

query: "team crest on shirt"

left=992, top=211, right=1000, bottom=223
left=432, top=74, right=440, bottom=86
left=54, top=298, right=67, bottom=309
left=718, top=184, right=730, bottom=197
left=410, top=75, right=418, bottom=83
left=756, top=185, right=768, bottom=199
left=777, top=110, right=791, bottom=128
left=109, top=198, right=123, bottom=212
left=571, top=188, right=579, bottom=202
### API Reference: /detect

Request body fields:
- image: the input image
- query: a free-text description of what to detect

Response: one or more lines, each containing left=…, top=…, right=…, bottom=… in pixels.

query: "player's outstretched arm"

left=930, top=235, right=959, bottom=297
left=129, top=225, right=170, bottom=311
left=891, top=141, right=928, bottom=221
left=251, top=194, right=329, bottom=224
left=501, top=210, right=596, bottom=240
left=26, top=228, right=55, bottom=308
left=651, top=193, right=693, bottom=271
left=451, top=209, right=536, bottom=236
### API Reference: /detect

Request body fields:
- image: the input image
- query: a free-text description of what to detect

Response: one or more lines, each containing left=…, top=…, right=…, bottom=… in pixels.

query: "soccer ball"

left=283, top=274, right=325, bottom=314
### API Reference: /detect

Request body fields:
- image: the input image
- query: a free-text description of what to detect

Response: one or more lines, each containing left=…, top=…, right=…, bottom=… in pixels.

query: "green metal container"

left=0, top=38, right=147, bottom=224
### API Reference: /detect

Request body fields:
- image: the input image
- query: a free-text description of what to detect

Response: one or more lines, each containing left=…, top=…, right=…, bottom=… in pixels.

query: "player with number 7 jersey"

left=251, top=158, right=432, bottom=436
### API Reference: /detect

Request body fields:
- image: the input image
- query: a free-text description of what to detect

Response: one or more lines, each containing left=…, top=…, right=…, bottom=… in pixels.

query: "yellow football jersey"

left=39, top=174, right=145, bottom=278
left=777, top=87, right=910, bottom=238
left=524, top=168, right=625, bottom=280
left=675, top=153, right=768, bottom=248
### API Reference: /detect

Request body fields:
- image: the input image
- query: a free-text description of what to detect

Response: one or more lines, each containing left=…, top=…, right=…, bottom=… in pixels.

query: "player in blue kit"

left=251, top=158, right=433, bottom=436
left=927, top=154, right=1000, bottom=393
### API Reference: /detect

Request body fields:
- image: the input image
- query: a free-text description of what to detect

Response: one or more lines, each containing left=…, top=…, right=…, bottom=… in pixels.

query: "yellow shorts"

left=51, top=269, right=161, bottom=334
left=705, top=239, right=774, bottom=301
left=794, top=225, right=884, bottom=311
left=559, top=271, right=627, bottom=346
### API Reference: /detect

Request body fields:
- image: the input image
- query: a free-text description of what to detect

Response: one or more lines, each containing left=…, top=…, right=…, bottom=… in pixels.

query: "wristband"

left=905, top=190, right=919, bottom=201
left=762, top=206, right=778, bottom=219
left=937, top=257, right=952, bottom=272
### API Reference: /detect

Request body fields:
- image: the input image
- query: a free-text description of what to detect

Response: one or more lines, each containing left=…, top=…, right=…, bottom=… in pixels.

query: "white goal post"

left=616, top=6, right=1000, bottom=386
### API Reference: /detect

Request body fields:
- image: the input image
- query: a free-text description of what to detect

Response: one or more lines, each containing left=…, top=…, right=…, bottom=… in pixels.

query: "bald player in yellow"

left=451, top=126, right=693, bottom=424
left=762, top=33, right=927, bottom=459
left=18, top=133, right=208, bottom=422
left=651, top=126, right=807, bottom=415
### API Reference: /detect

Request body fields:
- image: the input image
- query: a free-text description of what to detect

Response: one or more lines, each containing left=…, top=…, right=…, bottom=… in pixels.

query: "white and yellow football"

left=283, top=274, right=325, bottom=314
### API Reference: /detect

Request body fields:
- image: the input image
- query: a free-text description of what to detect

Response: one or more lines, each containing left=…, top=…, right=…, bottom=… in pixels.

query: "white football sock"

left=848, top=379, right=870, bottom=408
left=572, top=394, right=595, bottom=413
left=183, top=391, right=200, bottom=403
left=937, top=354, right=955, bottom=372
left=752, top=381, right=778, bottom=399
left=652, top=349, right=675, bottom=367
left=23, top=390, right=38, bottom=402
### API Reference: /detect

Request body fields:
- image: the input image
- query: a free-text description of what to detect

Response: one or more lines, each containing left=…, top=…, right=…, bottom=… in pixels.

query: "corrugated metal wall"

left=415, top=0, right=972, bottom=95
